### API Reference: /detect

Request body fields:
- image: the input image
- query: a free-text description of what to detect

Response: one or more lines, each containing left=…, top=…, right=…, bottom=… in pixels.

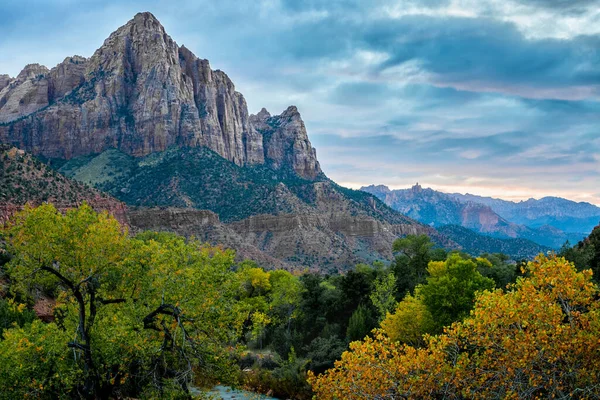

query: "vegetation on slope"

left=559, top=222, right=600, bottom=283
left=310, top=254, right=600, bottom=399
left=438, top=224, right=551, bottom=260
left=0, top=144, right=116, bottom=209
left=57, top=147, right=409, bottom=224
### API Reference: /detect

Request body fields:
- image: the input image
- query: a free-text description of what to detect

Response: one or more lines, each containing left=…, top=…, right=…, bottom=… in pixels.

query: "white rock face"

left=0, top=12, right=321, bottom=179
left=0, top=64, right=50, bottom=123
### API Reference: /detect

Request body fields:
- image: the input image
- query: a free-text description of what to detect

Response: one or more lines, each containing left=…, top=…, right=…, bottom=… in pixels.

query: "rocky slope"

left=0, top=12, right=320, bottom=180
left=0, top=144, right=127, bottom=225
left=125, top=207, right=290, bottom=269
left=362, top=184, right=585, bottom=249
left=126, top=206, right=429, bottom=272
left=57, top=146, right=444, bottom=270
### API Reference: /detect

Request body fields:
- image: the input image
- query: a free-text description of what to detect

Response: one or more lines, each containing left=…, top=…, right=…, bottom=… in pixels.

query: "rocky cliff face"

left=0, top=12, right=321, bottom=179
left=0, top=75, right=11, bottom=91
left=0, top=64, right=50, bottom=123
left=251, top=106, right=321, bottom=179
left=125, top=207, right=437, bottom=272
left=125, top=207, right=291, bottom=270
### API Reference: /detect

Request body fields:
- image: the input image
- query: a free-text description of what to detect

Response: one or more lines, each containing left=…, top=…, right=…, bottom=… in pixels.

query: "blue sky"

left=1, top=0, right=599, bottom=204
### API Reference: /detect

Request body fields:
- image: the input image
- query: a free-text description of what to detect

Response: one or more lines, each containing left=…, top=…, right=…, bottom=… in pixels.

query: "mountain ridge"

left=55, top=146, right=451, bottom=270
left=361, top=184, right=589, bottom=248
left=450, top=192, right=600, bottom=233
left=0, top=144, right=127, bottom=225
left=0, top=12, right=321, bottom=180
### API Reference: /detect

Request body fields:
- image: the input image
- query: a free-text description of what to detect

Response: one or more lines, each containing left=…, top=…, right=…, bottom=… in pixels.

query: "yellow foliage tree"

left=380, top=294, right=434, bottom=346
left=309, top=255, right=600, bottom=399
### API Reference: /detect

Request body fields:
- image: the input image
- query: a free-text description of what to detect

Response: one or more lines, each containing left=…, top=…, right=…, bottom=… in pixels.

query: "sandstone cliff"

left=0, top=12, right=321, bottom=179
left=125, top=207, right=290, bottom=269
left=125, top=207, right=437, bottom=272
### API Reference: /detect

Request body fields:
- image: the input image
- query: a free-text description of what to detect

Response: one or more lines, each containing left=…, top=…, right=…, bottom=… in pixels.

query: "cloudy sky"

left=1, top=0, right=599, bottom=204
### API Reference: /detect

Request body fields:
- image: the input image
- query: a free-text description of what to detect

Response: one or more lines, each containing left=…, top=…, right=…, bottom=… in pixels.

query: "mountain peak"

left=17, top=63, right=49, bottom=80
left=128, top=11, right=163, bottom=31
left=281, top=105, right=301, bottom=119
left=360, top=184, right=391, bottom=194
left=257, top=107, right=271, bottom=120
left=0, top=12, right=323, bottom=180
left=411, top=182, right=423, bottom=192
left=0, top=74, right=11, bottom=90
left=95, top=11, right=176, bottom=64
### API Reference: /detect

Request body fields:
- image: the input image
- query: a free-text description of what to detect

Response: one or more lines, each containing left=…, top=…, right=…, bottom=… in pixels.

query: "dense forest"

left=0, top=204, right=599, bottom=399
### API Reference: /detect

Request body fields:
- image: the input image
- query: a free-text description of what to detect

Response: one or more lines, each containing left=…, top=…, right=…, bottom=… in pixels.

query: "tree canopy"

left=309, top=255, right=600, bottom=399
left=1, top=204, right=243, bottom=399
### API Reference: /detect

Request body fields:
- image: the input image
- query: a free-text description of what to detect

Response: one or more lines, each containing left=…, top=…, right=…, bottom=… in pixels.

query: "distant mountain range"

left=450, top=193, right=600, bottom=234
left=361, top=184, right=596, bottom=249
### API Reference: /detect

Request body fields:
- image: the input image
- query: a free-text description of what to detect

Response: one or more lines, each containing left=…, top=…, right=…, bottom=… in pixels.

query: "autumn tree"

left=309, top=255, right=600, bottom=399
left=380, top=294, right=434, bottom=346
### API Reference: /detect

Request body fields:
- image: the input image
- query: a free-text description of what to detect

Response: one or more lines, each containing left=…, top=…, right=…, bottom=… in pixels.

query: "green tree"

left=295, top=273, right=343, bottom=346
left=475, top=253, right=518, bottom=289
left=2, top=204, right=243, bottom=399
left=304, top=336, right=346, bottom=375
left=391, top=234, right=444, bottom=296
left=418, top=253, right=495, bottom=330
left=346, top=304, right=372, bottom=342
left=0, top=297, right=36, bottom=335
left=369, top=271, right=397, bottom=322
left=338, top=265, right=376, bottom=323
left=559, top=238, right=597, bottom=278
left=269, top=269, right=303, bottom=335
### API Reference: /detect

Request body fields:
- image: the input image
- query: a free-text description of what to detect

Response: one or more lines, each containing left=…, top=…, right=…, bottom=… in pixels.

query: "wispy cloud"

left=0, top=0, right=598, bottom=204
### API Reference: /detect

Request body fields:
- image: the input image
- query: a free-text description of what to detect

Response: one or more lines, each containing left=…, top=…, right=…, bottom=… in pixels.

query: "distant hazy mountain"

left=361, top=184, right=586, bottom=249
left=437, top=225, right=551, bottom=260
left=450, top=193, right=600, bottom=234
left=361, top=183, right=510, bottom=230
